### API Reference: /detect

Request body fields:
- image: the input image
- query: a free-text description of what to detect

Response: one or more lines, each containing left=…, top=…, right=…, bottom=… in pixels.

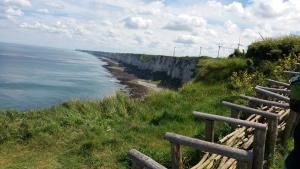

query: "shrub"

left=273, top=54, right=300, bottom=80
left=257, top=60, right=274, bottom=75
left=229, top=71, right=265, bottom=95
left=228, top=49, right=245, bottom=58
left=195, top=57, right=248, bottom=82
left=246, top=35, right=300, bottom=61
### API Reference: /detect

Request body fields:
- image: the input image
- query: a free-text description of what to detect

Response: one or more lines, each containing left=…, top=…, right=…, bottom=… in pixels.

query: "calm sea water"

left=0, top=42, right=124, bottom=111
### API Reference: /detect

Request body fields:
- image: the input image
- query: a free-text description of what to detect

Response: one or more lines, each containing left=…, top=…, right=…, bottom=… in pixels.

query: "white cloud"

left=3, top=0, right=31, bottom=7
left=134, top=36, right=144, bottom=44
left=164, top=14, right=206, bottom=32
left=224, top=20, right=239, bottom=33
left=249, top=0, right=289, bottom=18
left=2, top=0, right=300, bottom=57
left=132, top=1, right=164, bottom=15
left=19, top=21, right=69, bottom=34
left=5, top=7, right=23, bottom=18
left=225, top=2, right=244, bottom=14
left=123, top=16, right=152, bottom=29
left=175, top=35, right=200, bottom=44
left=37, top=8, right=49, bottom=14
left=135, top=8, right=161, bottom=15
left=44, top=1, right=65, bottom=9
left=18, top=19, right=94, bottom=38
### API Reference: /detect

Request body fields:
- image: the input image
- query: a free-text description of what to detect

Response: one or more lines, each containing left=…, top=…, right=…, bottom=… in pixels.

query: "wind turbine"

left=237, top=38, right=244, bottom=50
left=258, top=32, right=265, bottom=40
left=198, top=46, right=203, bottom=57
left=217, top=43, right=223, bottom=58
left=173, top=46, right=176, bottom=57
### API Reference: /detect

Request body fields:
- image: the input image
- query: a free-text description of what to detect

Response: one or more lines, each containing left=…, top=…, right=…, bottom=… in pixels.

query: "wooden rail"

left=129, top=65, right=299, bottom=169
left=254, top=86, right=290, bottom=102
left=256, top=85, right=290, bottom=95
left=222, top=101, right=279, bottom=163
left=222, top=101, right=278, bottom=119
left=284, top=71, right=300, bottom=76
left=267, top=79, right=290, bottom=88
left=193, top=111, right=267, bottom=130
left=128, top=149, right=167, bottom=169
left=192, top=112, right=267, bottom=169
left=165, top=132, right=255, bottom=169
left=239, top=95, right=290, bottom=109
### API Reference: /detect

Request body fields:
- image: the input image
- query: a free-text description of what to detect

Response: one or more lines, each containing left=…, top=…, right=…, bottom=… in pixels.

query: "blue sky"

left=1, top=0, right=300, bottom=57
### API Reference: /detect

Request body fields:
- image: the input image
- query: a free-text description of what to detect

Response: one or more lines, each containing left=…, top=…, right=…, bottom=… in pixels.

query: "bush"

left=273, top=54, right=300, bottom=81
left=246, top=35, right=300, bottom=61
left=195, top=57, right=248, bottom=82
left=228, top=49, right=245, bottom=58
left=229, top=71, right=265, bottom=95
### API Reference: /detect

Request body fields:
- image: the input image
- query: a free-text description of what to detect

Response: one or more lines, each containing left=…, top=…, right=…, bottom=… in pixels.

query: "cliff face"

left=84, top=51, right=198, bottom=83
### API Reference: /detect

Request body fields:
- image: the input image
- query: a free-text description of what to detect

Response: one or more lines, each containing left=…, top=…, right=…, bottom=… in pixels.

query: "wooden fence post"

left=231, top=109, right=240, bottom=119
left=265, top=116, right=279, bottom=167
left=253, top=127, right=267, bottom=169
left=171, top=143, right=183, bottom=169
left=237, top=160, right=250, bottom=169
left=205, top=120, right=214, bottom=142
left=283, top=110, right=298, bottom=145
left=128, top=149, right=167, bottom=169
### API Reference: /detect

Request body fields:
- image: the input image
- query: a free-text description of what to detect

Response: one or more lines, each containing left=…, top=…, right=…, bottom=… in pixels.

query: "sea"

left=0, top=42, right=124, bottom=111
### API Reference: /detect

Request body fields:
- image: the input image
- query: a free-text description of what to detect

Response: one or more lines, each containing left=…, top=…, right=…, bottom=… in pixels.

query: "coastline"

left=101, top=58, right=162, bottom=98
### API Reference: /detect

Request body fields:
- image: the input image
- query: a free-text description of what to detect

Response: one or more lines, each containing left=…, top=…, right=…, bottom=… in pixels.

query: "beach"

left=101, top=58, right=162, bottom=98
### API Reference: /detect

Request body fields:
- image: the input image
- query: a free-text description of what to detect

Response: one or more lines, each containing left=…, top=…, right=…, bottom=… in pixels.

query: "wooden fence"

left=127, top=63, right=300, bottom=169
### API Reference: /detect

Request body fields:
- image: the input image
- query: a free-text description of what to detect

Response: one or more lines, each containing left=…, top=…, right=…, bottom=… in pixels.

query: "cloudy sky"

left=1, top=0, right=300, bottom=57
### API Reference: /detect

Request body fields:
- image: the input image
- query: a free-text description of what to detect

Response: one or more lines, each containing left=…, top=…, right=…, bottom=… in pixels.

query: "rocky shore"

left=101, top=58, right=162, bottom=98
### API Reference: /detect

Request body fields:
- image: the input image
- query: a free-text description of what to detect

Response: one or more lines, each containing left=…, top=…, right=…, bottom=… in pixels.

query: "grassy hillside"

left=0, top=52, right=298, bottom=168
left=0, top=81, right=236, bottom=169
left=246, top=35, right=300, bottom=61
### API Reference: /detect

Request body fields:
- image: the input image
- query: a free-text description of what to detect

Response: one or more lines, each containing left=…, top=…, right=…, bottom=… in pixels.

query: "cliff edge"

left=82, top=50, right=198, bottom=83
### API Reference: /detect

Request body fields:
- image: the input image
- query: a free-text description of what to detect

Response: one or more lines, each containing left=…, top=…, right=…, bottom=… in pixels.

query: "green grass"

left=271, top=138, right=294, bottom=169
left=0, top=82, right=236, bottom=169
left=246, top=35, right=300, bottom=61
left=195, top=57, right=249, bottom=82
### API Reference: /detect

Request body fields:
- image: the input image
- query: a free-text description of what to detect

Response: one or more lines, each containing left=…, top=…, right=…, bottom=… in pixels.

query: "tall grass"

left=0, top=53, right=294, bottom=168
left=0, top=82, right=235, bottom=169
left=195, top=57, right=248, bottom=82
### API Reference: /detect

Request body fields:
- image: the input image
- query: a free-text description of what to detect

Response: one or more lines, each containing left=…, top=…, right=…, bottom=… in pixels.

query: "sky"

left=1, top=0, right=300, bottom=57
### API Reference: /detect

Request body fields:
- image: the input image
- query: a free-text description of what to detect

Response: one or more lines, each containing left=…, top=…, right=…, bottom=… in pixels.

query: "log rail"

left=128, top=64, right=299, bottom=169
left=165, top=132, right=255, bottom=169
left=128, top=149, right=167, bottom=169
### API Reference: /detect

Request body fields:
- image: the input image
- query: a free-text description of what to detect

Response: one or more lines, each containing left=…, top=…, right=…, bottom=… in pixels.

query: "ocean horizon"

left=0, top=42, right=124, bottom=111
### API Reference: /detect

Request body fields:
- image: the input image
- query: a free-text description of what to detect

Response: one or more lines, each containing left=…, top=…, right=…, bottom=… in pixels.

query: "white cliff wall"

left=86, top=51, right=198, bottom=83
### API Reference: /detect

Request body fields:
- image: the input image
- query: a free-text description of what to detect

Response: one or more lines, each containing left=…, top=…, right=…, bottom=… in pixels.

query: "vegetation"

left=246, top=35, right=300, bottom=61
left=138, top=54, right=154, bottom=62
left=195, top=57, right=249, bottom=82
left=228, top=48, right=245, bottom=58
left=0, top=82, right=236, bottom=169
left=1, top=36, right=300, bottom=168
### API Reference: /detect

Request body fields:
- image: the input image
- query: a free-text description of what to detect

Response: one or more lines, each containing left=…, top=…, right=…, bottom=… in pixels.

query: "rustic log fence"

left=267, top=79, right=290, bottom=88
left=239, top=95, right=289, bottom=109
left=128, top=149, right=167, bottom=169
left=165, top=132, right=255, bottom=169
left=192, top=112, right=267, bottom=169
left=283, top=70, right=300, bottom=76
left=254, top=86, right=290, bottom=102
left=128, top=64, right=299, bottom=169
left=255, top=85, right=290, bottom=95
left=222, top=101, right=279, bottom=163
